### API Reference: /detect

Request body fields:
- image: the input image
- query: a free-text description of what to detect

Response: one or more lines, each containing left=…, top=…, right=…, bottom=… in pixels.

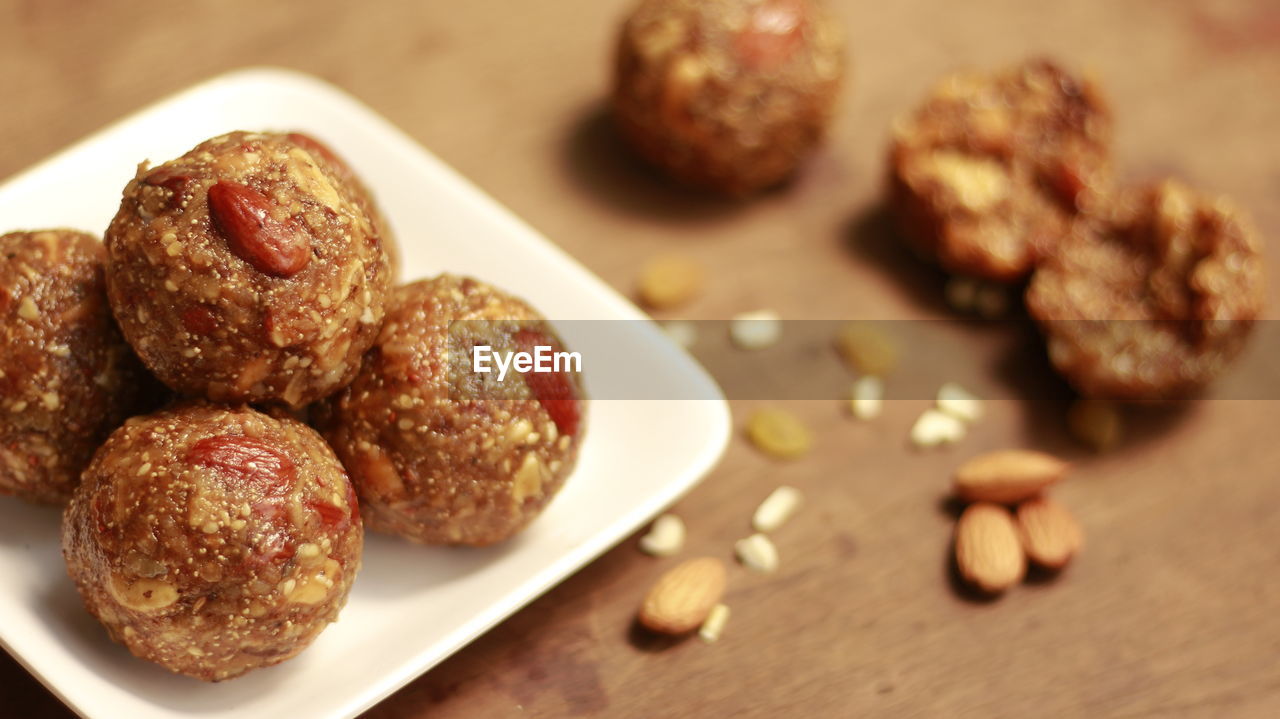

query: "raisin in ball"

left=62, top=402, right=362, bottom=681
left=0, top=229, right=153, bottom=505
left=890, top=58, right=1112, bottom=281
left=1026, top=180, right=1265, bottom=400
left=612, top=0, right=845, bottom=195
left=104, top=131, right=393, bottom=408
left=316, top=275, right=586, bottom=547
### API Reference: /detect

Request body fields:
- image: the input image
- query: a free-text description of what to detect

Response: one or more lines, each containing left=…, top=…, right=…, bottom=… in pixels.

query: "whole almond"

left=954, top=449, right=1068, bottom=504
left=639, top=556, right=727, bottom=635
left=1016, top=497, right=1083, bottom=570
left=955, top=502, right=1025, bottom=594
left=208, top=180, right=312, bottom=277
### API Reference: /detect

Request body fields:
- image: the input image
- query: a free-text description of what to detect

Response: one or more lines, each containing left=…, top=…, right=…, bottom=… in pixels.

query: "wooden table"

left=2, top=1, right=1278, bottom=716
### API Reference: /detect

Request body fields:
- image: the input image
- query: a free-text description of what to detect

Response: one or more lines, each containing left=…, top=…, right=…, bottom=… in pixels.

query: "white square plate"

left=0, top=68, right=730, bottom=719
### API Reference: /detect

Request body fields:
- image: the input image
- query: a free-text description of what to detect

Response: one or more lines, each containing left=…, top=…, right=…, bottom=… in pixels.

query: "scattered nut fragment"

left=910, top=409, right=965, bottom=448
left=730, top=310, right=782, bottom=350
left=1015, top=497, right=1083, bottom=570
left=850, top=376, right=884, bottom=420
left=1066, top=399, right=1123, bottom=452
left=734, top=533, right=779, bottom=574
left=746, top=408, right=813, bottom=459
left=955, top=502, right=1026, bottom=594
left=17, top=295, right=40, bottom=322
left=661, top=319, right=698, bottom=349
left=752, top=486, right=803, bottom=533
left=639, top=513, right=687, bottom=557
left=698, top=603, right=731, bottom=644
left=834, top=322, right=898, bottom=376
left=936, top=382, right=983, bottom=423
left=638, top=557, right=728, bottom=635
left=954, top=449, right=1068, bottom=504
left=638, top=255, right=704, bottom=310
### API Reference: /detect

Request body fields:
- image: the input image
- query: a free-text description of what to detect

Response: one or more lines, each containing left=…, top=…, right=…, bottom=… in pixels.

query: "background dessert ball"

left=612, top=0, right=845, bottom=195
left=62, top=403, right=362, bottom=681
left=0, top=229, right=153, bottom=505
left=104, top=131, right=393, bottom=408
left=890, top=58, right=1112, bottom=281
left=317, top=275, right=586, bottom=547
left=1026, top=180, right=1265, bottom=400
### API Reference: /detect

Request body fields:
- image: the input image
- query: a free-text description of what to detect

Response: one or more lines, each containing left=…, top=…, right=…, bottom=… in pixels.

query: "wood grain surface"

left=2, top=1, right=1279, bottom=717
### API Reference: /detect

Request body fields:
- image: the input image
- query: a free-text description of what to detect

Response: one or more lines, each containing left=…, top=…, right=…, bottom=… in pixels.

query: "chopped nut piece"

left=746, top=408, right=813, bottom=459
left=752, top=486, right=803, bottom=533
left=639, top=513, right=687, bottom=557
left=735, top=532, right=779, bottom=573
left=730, top=310, right=782, bottom=350
left=1066, top=399, right=1123, bottom=451
left=937, top=382, right=983, bottom=423
left=849, top=376, right=884, bottom=420
left=638, top=255, right=704, bottom=310
left=699, top=603, right=731, bottom=643
left=835, top=322, right=898, bottom=376
left=910, top=409, right=966, bottom=448
left=17, top=296, right=39, bottom=322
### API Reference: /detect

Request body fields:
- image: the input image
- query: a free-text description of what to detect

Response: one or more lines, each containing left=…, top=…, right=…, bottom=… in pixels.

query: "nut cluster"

left=950, top=449, right=1083, bottom=596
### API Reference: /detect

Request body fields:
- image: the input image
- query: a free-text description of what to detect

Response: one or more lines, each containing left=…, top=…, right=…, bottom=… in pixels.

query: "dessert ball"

left=1026, top=180, right=1265, bottom=400
left=0, top=230, right=152, bottom=505
left=104, top=131, right=394, bottom=408
left=62, top=403, right=362, bottom=681
left=890, top=58, right=1112, bottom=281
left=316, top=275, right=586, bottom=546
left=612, top=0, right=845, bottom=195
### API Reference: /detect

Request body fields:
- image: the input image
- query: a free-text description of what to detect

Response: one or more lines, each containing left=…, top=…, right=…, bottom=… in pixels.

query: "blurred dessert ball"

left=1026, top=180, right=1265, bottom=399
left=612, top=0, right=845, bottom=195
left=890, top=58, right=1112, bottom=281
